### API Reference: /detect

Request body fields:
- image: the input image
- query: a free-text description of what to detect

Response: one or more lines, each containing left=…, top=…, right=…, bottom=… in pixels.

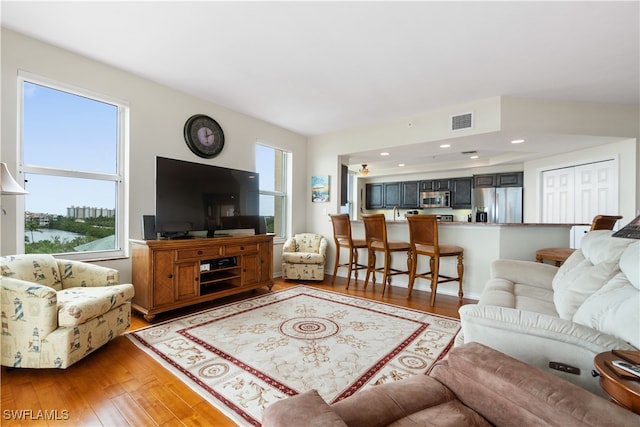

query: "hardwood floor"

left=1, top=276, right=473, bottom=426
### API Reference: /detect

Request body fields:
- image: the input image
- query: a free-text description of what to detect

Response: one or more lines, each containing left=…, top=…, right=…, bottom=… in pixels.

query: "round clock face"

left=184, top=114, right=225, bottom=158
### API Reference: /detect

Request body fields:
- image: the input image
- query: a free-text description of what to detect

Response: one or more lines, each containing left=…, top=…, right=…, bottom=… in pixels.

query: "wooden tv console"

left=130, top=234, right=274, bottom=321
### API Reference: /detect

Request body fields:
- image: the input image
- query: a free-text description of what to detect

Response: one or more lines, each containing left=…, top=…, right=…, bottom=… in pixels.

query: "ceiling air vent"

left=451, top=112, right=473, bottom=131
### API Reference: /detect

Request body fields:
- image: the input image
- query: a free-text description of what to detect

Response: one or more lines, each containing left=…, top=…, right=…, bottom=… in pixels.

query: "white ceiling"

left=2, top=1, right=639, bottom=175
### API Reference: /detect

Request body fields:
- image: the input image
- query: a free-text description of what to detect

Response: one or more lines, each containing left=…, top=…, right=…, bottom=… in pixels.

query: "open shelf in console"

left=199, top=256, right=241, bottom=293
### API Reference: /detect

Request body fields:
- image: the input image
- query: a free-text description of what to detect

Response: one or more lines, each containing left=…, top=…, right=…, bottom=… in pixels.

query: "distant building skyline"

left=26, top=205, right=115, bottom=227
left=66, top=206, right=115, bottom=219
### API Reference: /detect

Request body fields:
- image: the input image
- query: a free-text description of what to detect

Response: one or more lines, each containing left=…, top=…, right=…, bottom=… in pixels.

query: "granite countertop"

left=351, top=220, right=588, bottom=227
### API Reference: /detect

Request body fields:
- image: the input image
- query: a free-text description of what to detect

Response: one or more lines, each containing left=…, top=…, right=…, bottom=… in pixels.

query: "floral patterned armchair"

left=281, top=233, right=327, bottom=281
left=1, top=254, right=134, bottom=368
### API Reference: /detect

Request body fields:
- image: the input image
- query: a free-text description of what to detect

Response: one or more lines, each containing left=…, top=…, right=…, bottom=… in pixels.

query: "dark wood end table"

left=593, top=351, right=640, bottom=414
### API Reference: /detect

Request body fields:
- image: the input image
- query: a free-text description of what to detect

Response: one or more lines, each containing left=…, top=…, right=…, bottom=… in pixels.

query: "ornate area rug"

left=126, top=285, right=460, bottom=426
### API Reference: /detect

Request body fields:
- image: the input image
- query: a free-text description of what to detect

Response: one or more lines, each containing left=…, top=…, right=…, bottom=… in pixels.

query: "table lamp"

left=1, top=162, right=27, bottom=214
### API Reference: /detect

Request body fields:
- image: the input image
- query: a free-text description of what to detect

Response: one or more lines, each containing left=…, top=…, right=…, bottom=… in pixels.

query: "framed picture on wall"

left=311, top=175, right=330, bottom=203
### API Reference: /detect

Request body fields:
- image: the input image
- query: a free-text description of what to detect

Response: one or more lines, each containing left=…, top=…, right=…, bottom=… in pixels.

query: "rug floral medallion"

left=127, top=285, right=461, bottom=426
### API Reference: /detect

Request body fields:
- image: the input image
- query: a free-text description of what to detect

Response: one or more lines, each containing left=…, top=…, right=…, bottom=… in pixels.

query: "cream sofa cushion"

left=573, top=242, right=640, bottom=348
left=57, top=283, right=135, bottom=327
left=281, top=252, right=325, bottom=264
left=552, top=231, right=635, bottom=319
left=294, top=233, right=324, bottom=253
left=480, top=260, right=559, bottom=316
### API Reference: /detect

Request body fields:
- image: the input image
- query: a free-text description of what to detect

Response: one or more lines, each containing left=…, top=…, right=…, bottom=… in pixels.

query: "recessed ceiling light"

left=398, top=163, right=405, bottom=167
left=380, top=152, right=389, bottom=156
left=511, top=139, right=525, bottom=144
left=470, top=155, right=479, bottom=159
left=440, top=144, right=451, bottom=148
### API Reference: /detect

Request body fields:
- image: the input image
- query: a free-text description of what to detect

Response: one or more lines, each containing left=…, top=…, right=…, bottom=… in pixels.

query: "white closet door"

left=574, top=161, right=619, bottom=223
left=541, top=159, right=618, bottom=225
left=541, top=168, right=575, bottom=223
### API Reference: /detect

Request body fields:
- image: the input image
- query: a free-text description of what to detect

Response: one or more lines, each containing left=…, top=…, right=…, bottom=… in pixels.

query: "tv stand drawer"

left=225, top=243, right=259, bottom=256
left=176, top=247, right=223, bottom=260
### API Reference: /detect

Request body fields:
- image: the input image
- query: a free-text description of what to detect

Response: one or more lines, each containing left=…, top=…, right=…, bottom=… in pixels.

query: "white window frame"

left=256, top=144, right=289, bottom=243
left=17, top=71, right=129, bottom=261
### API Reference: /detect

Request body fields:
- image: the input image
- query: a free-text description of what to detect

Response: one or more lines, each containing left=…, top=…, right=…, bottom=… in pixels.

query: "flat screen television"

left=155, top=156, right=261, bottom=238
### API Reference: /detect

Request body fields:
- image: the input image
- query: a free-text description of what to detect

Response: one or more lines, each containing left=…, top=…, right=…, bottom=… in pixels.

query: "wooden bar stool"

left=329, top=214, right=368, bottom=288
left=362, top=214, right=411, bottom=296
left=406, top=214, right=464, bottom=306
left=536, top=215, right=623, bottom=266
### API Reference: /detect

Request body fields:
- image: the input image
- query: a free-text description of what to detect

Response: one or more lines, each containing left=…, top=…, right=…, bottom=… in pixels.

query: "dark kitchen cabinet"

left=401, top=181, right=420, bottom=208
left=474, top=172, right=523, bottom=188
left=432, top=179, right=451, bottom=191
left=420, top=180, right=433, bottom=191
left=366, top=176, right=475, bottom=210
left=496, top=172, right=523, bottom=187
left=451, top=177, right=472, bottom=209
left=366, top=182, right=417, bottom=209
left=365, top=183, right=384, bottom=209
left=473, top=174, right=496, bottom=188
left=383, top=182, right=401, bottom=207
left=340, top=164, right=348, bottom=206
left=420, top=179, right=450, bottom=191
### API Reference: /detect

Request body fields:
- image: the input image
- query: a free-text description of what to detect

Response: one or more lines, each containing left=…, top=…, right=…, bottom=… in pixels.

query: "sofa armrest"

left=331, top=374, right=477, bottom=427
left=282, top=238, right=297, bottom=253
left=459, top=304, right=635, bottom=352
left=490, top=259, right=558, bottom=289
left=56, top=259, right=119, bottom=288
left=318, top=237, right=328, bottom=257
left=458, top=304, right=637, bottom=395
left=431, top=342, right=640, bottom=426
left=262, top=390, right=347, bottom=427
left=1, top=277, right=59, bottom=366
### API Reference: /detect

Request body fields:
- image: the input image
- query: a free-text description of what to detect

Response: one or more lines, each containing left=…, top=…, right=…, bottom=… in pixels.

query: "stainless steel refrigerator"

left=472, top=187, right=523, bottom=223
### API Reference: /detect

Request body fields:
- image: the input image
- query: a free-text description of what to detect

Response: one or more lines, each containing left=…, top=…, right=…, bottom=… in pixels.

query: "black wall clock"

left=184, top=114, right=225, bottom=158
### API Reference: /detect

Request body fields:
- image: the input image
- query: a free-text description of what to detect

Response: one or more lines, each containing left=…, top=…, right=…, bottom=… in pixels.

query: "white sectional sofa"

left=457, top=230, right=639, bottom=396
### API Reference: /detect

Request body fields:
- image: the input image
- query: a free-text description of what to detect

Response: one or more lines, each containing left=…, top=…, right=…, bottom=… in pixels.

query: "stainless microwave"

left=421, top=191, right=450, bottom=208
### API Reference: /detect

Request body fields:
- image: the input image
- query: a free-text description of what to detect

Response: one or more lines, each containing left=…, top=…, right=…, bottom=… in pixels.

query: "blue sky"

left=23, top=81, right=118, bottom=215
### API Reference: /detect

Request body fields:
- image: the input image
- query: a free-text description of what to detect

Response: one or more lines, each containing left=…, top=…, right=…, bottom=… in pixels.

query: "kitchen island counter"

left=348, top=220, right=578, bottom=300
left=352, top=220, right=588, bottom=227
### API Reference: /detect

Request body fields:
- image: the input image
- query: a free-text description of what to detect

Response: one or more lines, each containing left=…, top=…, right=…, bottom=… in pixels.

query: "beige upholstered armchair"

left=1, top=254, right=134, bottom=368
left=281, top=233, right=327, bottom=281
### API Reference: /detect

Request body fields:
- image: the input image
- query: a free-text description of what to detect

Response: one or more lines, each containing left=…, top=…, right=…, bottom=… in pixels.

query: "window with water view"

left=256, top=144, right=288, bottom=239
left=21, top=76, right=126, bottom=259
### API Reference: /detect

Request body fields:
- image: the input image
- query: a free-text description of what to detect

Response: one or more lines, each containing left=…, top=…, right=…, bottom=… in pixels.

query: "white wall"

left=0, top=29, right=308, bottom=280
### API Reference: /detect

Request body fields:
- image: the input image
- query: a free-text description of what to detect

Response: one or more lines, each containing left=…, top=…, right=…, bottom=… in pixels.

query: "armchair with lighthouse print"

left=1, top=254, right=134, bottom=368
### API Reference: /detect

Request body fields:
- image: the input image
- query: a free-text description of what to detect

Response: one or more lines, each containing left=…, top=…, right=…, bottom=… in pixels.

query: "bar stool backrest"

left=407, top=214, right=439, bottom=252
left=362, top=214, right=388, bottom=247
left=590, top=215, right=623, bottom=231
left=330, top=214, right=353, bottom=245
